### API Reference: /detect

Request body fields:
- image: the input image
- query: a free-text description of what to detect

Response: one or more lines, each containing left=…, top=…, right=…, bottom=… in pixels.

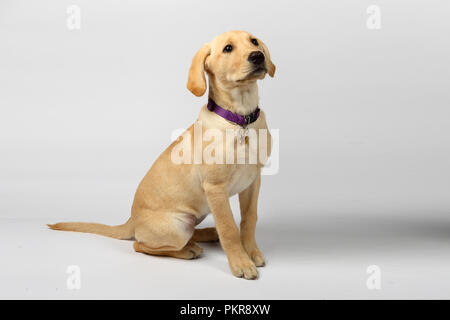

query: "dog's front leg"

left=238, top=173, right=265, bottom=267
left=204, top=183, right=258, bottom=280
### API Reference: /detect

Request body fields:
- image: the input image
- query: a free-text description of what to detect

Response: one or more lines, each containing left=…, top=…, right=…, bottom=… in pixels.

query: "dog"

left=49, top=30, right=276, bottom=280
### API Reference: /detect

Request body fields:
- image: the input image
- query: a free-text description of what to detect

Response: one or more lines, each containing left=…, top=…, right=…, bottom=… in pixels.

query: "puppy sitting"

left=49, top=30, right=276, bottom=280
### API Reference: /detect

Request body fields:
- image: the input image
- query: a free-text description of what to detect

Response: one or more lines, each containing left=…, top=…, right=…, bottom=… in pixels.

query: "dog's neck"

left=208, top=79, right=259, bottom=116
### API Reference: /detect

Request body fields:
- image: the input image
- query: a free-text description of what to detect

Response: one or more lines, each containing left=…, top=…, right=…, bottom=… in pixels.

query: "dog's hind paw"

left=181, top=242, right=204, bottom=259
left=192, top=227, right=219, bottom=242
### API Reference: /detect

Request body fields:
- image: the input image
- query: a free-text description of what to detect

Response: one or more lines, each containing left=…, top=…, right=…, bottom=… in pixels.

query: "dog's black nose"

left=248, top=51, right=265, bottom=65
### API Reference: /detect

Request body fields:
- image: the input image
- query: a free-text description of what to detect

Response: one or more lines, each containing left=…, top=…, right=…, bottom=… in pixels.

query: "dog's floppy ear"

left=260, top=40, right=276, bottom=77
left=187, top=43, right=211, bottom=97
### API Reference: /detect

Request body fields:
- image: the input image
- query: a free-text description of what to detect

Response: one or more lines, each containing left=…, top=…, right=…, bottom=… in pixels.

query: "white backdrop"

left=1, top=0, right=450, bottom=299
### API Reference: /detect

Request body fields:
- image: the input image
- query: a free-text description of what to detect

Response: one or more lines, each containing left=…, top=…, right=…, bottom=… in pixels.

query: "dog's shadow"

left=254, top=212, right=450, bottom=259
left=115, top=212, right=450, bottom=276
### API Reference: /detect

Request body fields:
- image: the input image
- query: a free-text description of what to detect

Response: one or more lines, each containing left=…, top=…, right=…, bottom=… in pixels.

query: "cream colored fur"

left=49, top=31, right=276, bottom=280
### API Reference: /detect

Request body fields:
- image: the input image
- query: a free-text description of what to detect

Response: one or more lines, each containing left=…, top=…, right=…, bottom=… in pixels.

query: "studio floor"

left=2, top=212, right=450, bottom=299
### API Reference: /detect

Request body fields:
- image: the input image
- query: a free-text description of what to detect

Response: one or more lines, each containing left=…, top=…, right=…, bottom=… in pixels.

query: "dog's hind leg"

left=192, top=227, right=219, bottom=242
left=133, top=240, right=203, bottom=259
left=133, top=212, right=203, bottom=259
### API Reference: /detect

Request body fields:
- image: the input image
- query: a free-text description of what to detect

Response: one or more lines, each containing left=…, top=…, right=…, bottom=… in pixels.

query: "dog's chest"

left=227, top=164, right=258, bottom=196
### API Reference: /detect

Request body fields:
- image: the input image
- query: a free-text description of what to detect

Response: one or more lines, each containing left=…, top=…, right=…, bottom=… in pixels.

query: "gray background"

left=1, top=0, right=450, bottom=299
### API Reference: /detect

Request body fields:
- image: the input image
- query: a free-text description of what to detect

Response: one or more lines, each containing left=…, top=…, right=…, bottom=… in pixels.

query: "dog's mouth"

left=250, top=66, right=266, bottom=75
left=237, top=66, right=267, bottom=82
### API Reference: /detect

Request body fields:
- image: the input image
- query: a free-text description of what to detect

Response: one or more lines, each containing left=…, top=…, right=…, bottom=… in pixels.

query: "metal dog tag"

left=238, top=127, right=249, bottom=144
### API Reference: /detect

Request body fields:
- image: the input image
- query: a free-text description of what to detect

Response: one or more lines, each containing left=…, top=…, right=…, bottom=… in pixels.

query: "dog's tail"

left=47, top=217, right=134, bottom=240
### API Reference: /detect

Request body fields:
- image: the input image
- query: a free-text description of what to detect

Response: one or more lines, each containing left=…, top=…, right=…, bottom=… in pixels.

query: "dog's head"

left=187, top=30, right=276, bottom=97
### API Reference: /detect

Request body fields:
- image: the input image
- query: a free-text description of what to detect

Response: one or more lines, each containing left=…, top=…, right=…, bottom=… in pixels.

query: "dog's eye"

left=251, top=38, right=259, bottom=46
left=223, top=45, right=233, bottom=53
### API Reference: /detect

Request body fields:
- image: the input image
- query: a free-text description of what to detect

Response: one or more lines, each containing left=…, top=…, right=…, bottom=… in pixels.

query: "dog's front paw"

left=249, top=248, right=266, bottom=267
left=229, top=256, right=258, bottom=280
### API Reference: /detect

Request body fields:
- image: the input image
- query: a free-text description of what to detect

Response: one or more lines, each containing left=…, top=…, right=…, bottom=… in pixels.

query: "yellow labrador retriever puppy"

left=49, top=30, right=275, bottom=279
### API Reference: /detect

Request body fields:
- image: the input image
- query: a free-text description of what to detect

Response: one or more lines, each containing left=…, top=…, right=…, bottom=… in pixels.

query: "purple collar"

left=207, top=98, right=260, bottom=127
